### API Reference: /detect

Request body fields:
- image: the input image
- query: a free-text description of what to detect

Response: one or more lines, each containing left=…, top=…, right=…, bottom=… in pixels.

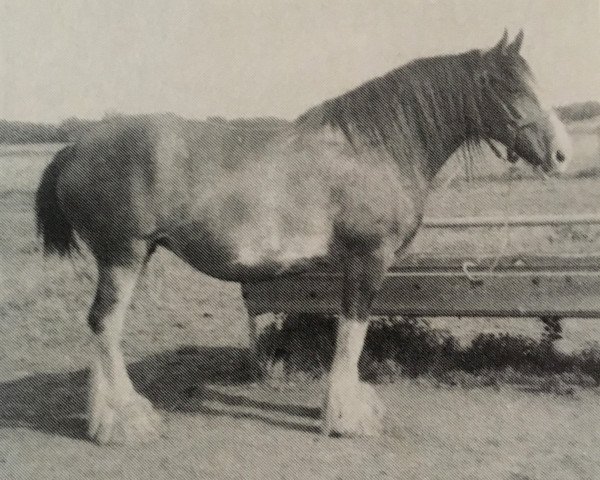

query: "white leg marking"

left=246, top=311, right=261, bottom=378
left=323, top=318, right=384, bottom=437
left=88, top=264, right=161, bottom=445
left=245, top=312, right=282, bottom=379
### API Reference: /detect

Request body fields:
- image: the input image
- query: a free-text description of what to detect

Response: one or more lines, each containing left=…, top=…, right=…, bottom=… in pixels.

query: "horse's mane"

left=298, top=49, right=489, bottom=168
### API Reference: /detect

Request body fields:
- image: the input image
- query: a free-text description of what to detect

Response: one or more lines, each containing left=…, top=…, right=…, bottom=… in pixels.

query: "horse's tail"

left=35, top=145, right=78, bottom=256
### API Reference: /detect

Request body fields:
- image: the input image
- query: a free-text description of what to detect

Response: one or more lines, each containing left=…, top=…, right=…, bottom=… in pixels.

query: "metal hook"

left=462, top=260, right=484, bottom=284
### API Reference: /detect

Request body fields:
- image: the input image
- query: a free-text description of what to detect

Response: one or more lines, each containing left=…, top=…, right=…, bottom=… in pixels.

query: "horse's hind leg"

left=87, top=245, right=160, bottom=445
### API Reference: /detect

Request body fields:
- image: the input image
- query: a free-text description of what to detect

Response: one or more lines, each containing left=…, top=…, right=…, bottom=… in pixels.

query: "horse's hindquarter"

left=56, top=116, right=224, bottom=252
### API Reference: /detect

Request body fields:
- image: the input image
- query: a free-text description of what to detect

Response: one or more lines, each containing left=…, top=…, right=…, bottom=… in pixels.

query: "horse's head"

left=479, top=30, right=571, bottom=176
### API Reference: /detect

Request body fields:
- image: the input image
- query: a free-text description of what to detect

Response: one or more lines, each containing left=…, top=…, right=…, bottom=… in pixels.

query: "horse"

left=35, top=30, right=571, bottom=444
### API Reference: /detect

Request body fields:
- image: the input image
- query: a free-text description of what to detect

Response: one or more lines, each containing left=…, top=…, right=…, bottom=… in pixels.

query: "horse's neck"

left=393, top=130, right=473, bottom=216
left=413, top=130, right=473, bottom=185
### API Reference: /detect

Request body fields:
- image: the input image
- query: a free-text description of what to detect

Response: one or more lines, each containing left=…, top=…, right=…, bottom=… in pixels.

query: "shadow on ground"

left=0, top=346, right=321, bottom=442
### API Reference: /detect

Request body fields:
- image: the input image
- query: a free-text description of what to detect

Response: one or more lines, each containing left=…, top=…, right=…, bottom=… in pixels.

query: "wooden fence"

left=242, top=213, right=600, bottom=320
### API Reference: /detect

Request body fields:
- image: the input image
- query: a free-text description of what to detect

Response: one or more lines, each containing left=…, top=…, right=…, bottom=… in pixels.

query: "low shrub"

left=573, top=166, right=600, bottom=179
left=254, top=314, right=600, bottom=388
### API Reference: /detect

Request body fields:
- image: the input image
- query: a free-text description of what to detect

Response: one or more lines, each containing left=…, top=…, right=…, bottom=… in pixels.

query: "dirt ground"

left=2, top=146, right=600, bottom=479
left=3, top=373, right=600, bottom=480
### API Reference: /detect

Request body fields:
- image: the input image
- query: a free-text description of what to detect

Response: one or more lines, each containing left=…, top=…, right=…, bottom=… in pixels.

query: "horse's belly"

left=164, top=214, right=335, bottom=282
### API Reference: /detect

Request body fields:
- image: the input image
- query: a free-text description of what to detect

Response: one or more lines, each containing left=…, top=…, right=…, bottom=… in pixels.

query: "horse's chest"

left=332, top=171, right=423, bottom=252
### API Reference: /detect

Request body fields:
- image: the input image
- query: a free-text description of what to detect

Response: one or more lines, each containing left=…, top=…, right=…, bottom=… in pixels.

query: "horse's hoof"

left=323, top=382, right=385, bottom=438
left=88, top=395, right=162, bottom=445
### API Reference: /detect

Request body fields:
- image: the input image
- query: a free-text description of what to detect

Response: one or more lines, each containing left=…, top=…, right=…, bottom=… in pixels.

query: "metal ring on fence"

left=462, top=260, right=484, bottom=283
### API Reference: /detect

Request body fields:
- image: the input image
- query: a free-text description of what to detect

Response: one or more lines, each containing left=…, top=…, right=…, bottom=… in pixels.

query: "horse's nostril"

left=556, top=150, right=566, bottom=163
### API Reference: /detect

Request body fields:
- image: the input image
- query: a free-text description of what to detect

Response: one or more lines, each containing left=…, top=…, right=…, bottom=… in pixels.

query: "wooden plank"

left=281, top=254, right=600, bottom=274
left=391, top=254, right=600, bottom=272
left=422, top=212, right=600, bottom=229
left=242, top=270, right=600, bottom=318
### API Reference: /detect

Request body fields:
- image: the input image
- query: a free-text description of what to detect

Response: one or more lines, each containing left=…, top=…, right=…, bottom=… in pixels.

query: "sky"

left=0, top=0, right=598, bottom=123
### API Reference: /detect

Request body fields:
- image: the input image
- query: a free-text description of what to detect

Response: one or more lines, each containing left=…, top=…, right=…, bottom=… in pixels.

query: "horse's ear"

left=488, top=29, right=509, bottom=57
left=506, top=29, right=524, bottom=56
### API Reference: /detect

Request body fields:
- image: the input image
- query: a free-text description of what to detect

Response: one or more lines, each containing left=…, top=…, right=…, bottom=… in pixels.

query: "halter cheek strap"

left=478, top=70, right=548, bottom=164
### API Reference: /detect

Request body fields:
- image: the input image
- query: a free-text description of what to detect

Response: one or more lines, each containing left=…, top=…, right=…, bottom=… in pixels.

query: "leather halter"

left=477, top=69, right=548, bottom=163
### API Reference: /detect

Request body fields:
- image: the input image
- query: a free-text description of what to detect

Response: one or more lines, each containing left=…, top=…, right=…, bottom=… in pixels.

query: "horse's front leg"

left=323, top=246, right=393, bottom=437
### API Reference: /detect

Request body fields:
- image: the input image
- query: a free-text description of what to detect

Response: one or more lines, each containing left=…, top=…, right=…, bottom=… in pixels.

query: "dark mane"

left=299, top=49, right=489, bottom=166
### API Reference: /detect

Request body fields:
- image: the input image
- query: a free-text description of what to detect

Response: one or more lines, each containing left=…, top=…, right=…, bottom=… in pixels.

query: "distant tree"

left=103, top=110, right=126, bottom=121
left=3, top=100, right=597, bottom=145
left=556, top=101, right=600, bottom=123
left=229, top=116, right=289, bottom=129
left=206, top=116, right=227, bottom=124
left=56, top=117, right=99, bottom=142
left=0, top=120, right=63, bottom=144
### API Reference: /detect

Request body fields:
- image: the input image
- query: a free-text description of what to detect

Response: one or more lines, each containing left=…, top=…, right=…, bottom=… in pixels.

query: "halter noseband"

left=477, top=69, right=547, bottom=163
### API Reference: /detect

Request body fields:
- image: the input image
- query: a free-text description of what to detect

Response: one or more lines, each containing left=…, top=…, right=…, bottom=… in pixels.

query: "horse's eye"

left=496, top=71, right=521, bottom=93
